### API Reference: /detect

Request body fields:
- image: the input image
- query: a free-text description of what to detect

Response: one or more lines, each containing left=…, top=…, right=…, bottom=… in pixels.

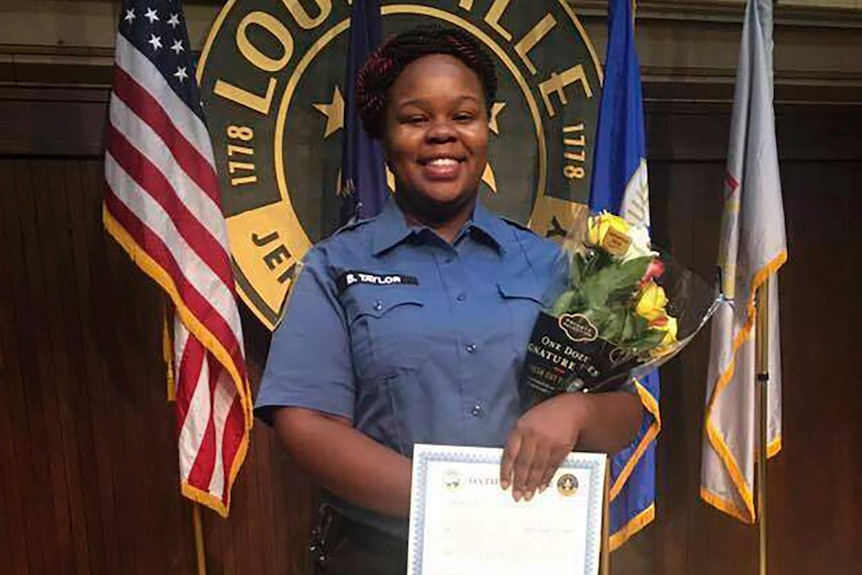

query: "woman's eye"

left=406, top=116, right=427, bottom=125
left=454, top=113, right=475, bottom=122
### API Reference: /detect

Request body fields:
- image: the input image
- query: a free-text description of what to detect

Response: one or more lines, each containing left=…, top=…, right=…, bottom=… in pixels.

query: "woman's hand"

left=500, top=390, right=643, bottom=502
left=500, top=393, right=587, bottom=502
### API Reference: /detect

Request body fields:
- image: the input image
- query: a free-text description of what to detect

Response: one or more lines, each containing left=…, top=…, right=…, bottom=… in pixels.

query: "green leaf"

left=578, top=256, right=650, bottom=309
left=551, top=291, right=576, bottom=316
left=627, top=329, right=668, bottom=354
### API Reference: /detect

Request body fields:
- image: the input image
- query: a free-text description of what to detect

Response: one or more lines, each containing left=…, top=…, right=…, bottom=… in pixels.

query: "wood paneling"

left=0, top=157, right=314, bottom=575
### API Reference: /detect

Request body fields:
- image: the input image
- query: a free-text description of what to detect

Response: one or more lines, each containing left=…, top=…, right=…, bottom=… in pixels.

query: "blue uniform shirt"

left=255, top=198, right=569, bottom=534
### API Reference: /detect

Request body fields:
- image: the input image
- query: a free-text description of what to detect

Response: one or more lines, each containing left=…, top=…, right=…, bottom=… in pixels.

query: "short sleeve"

left=254, top=248, right=355, bottom=426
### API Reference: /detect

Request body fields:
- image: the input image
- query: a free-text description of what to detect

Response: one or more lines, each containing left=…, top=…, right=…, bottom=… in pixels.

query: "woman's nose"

left=425, top=119, right=457, bottom=143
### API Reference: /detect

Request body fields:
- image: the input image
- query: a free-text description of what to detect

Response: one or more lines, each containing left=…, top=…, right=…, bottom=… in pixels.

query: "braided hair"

left=355, top=26, right=498, bottom=139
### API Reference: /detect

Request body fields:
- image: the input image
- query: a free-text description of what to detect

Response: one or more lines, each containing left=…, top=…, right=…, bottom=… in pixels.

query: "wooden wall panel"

left=0, top=157, right=314, bottom=575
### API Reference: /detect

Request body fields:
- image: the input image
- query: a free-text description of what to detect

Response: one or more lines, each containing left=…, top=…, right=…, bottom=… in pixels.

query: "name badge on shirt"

left=337, top=271, right=419, bottom=293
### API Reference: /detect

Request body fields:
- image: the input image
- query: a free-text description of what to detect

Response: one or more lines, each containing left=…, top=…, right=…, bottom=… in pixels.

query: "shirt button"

left=465, top=343, right=477, bottom=354
left=374, top=300, right=383, bottom=312
left=470, top=404, right=483, bottom=417
left=456, top=293, right=467, bottom=302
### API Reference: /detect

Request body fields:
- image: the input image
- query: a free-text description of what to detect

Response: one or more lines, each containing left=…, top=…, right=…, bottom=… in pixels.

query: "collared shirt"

left=255, top=198, right=569, bottom=534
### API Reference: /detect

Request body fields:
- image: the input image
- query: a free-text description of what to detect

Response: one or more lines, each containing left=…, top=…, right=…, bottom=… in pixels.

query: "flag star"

left=171, top=39, right=184, bottom=55
left=174, top=67, right=189, bottom=82
left=144, top=7, right=159, bottom=24
left=124, top=9, right=136, bottom=24
left=148, top=34, right=163, bottom=52
left=168, top=14, right=180, bottom=28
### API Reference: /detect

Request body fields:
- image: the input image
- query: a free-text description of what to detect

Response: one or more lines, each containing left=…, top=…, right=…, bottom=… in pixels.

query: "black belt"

left=310, top=504, right=407, bottom=569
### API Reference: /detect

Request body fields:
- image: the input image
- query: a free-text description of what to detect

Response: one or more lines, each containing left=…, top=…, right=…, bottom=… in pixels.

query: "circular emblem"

left=442, top=469, right=462, bottom=491
left=556, top=473, right=579, bottom=497
left=198, top=0, right=602, bottom=328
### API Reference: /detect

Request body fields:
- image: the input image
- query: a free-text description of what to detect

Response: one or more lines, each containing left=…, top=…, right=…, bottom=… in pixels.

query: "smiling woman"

left=381, top=53, right=490, bottom=238
left=253, top=26, right=643, bottom=575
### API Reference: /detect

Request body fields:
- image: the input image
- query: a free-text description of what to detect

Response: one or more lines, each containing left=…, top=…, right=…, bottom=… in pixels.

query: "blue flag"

left=341, top=0, right=387, bottom=222
left=589, top=0, right=660, bottom=550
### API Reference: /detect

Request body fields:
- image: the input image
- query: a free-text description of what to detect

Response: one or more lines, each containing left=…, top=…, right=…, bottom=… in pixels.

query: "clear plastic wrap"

left=524, top=212, right=720, bottom=399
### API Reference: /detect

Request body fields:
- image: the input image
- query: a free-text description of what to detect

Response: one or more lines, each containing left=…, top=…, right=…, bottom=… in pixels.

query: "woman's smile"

left=418, top=153, right=466, bottom=181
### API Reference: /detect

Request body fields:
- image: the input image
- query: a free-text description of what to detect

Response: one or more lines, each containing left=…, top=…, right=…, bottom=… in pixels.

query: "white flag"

left=700, top=0, right=787, bottom=524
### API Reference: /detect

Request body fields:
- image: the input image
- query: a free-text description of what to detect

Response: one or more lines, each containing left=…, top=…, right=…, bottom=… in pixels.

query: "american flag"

left=103, top=0, right=252, bottom=517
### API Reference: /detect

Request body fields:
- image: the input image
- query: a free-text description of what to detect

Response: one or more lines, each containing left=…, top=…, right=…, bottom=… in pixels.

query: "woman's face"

left=382, top=54, right=489, bottom=220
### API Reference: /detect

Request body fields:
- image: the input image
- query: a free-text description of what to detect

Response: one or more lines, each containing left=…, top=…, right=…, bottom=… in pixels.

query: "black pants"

left=311, top=506, right=407, bottom=575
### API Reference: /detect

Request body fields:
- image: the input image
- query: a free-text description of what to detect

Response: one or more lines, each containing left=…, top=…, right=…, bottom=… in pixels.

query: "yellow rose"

left=660, top=316, right=678, bottom=346
left=636, top=282, right=668, bottom=322
left=587, top=212, right=630, bottom=248
left=651, top=316, right=679, bottom=358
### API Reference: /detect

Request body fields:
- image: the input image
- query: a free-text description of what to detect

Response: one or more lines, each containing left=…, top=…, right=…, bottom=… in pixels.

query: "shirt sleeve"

left=254, top=247, right=355, bottom=426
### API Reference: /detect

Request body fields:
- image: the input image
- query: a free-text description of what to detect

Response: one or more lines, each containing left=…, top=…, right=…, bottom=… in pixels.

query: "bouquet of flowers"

left=524, top=212, right=719, bottom=399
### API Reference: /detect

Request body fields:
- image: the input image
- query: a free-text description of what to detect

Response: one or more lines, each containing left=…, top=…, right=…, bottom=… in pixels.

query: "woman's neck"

left=397, top=194, right=476, bottom=244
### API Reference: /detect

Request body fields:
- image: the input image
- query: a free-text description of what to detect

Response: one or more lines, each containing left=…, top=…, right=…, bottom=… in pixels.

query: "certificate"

left=407, top=444, right=607, bottom=575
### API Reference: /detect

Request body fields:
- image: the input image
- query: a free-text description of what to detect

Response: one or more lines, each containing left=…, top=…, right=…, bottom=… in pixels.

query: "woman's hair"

left=355, top=26, right=498, bottom=139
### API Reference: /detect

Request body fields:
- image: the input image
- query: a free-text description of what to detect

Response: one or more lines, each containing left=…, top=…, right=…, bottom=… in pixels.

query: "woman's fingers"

left=511, top=435, right=538, bottom=502
left=500, top=432, right=522, bottom=491
left=521, top=444, right=551, bottom=501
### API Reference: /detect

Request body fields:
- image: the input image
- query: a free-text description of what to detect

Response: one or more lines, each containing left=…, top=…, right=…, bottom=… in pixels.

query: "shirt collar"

left=372, top=198, right=414, bottom=256
left=372, top=197, right=509, bottom=256
left=468, top=200, right=509, bottom=254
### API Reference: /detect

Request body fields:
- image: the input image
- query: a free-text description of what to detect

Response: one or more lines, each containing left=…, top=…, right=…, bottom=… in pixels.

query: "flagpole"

left=755, top=278, right=770, bottom=575
left=192, top=503, right=208, bottom=575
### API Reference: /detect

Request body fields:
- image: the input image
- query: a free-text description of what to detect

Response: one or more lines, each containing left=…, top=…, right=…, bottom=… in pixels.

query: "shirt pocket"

left=342, top=287, right=429, bottom=382
left=497, top=279, right=547, bottom=358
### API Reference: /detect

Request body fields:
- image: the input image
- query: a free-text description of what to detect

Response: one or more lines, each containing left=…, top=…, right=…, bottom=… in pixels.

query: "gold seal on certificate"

left=407, top=445, right=607, bottom=575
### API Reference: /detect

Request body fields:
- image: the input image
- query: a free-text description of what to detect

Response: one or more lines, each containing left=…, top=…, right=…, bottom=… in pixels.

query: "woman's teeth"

left=428, top=158, right=458, bottom=166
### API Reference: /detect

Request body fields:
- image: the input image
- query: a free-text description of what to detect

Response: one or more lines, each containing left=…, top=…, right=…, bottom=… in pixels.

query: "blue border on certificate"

left=410, top=447, right=605, bottom=575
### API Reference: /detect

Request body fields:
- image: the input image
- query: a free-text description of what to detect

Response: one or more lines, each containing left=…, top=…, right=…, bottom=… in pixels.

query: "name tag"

left=338, top=270, right=419, bottom=292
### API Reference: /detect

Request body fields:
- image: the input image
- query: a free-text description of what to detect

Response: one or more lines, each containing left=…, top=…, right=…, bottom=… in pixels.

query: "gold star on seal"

left=488, top=102, right=507, bottom=135
left=313, top=86, right=344, bottom=138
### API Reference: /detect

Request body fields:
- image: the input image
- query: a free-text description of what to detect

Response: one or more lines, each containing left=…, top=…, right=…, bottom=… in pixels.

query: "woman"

left=255, top=27, right=642, bottom=574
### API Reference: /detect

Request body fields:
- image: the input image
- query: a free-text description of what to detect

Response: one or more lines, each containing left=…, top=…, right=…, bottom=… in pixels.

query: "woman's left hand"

left=499, top=393, right=587, bottom=502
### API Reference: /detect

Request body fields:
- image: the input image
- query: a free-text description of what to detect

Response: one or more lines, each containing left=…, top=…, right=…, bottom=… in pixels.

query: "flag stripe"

left=103, top=172, right=245, bottom=384
left=206, top=368, right=237, bottom=496
left=177, top=338, right=210, bottom=483
left=186, top=354, right=219, bottom=490
left=108, top=88, right=226, bottom=244
left=103, top=201, right=250, bottom=424
left=106, top=125, right=235, bottom=290
left=218, top=395, right=246, bottom=493
left=114, top=32, right=215, bottom=168
left=111, top=66, right=222, bottom=208
left=174, top=325, right=203, bottom=436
